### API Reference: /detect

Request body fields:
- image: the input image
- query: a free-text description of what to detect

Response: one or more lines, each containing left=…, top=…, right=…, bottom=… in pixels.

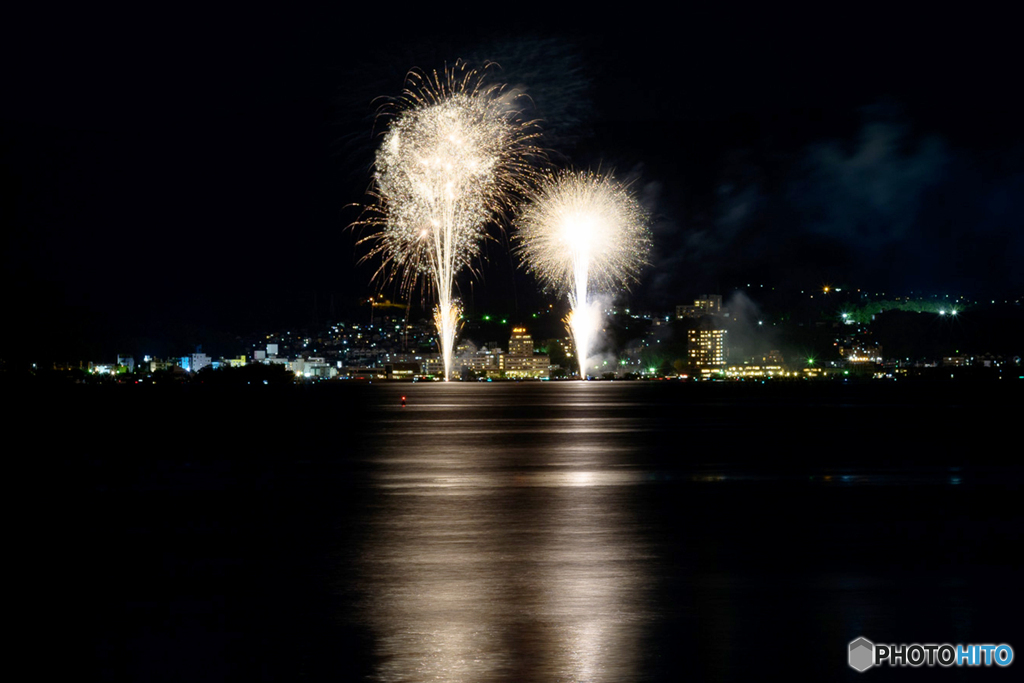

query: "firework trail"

left=360, top=62, right=541, bottom=381
left=516, top=170, right=651, bottom=379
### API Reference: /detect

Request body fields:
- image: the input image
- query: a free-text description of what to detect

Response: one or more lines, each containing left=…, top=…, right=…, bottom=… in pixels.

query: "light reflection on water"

left=345, top=382, right=1019, bottom=682
left=359, top=395, right=651, bottom=682
left=51, top=379, right=1021, bottom=682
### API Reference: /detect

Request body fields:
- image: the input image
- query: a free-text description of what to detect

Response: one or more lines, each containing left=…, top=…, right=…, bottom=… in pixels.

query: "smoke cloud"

left=789, top=120, right=948, bottom=247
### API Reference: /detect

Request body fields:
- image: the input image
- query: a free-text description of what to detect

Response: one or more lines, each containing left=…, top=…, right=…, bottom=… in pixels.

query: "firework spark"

left=360, top=62, right=541, bottom=380
left=516, top=170, right=651, bottom=379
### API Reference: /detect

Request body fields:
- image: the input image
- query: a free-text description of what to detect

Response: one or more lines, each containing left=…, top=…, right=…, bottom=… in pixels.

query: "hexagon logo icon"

left=849, top=637, right=875, bottom=672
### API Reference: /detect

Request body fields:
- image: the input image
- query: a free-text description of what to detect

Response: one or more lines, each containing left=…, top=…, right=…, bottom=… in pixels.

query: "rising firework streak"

left=516, top=170, right=651, bottom=379
left=359, top=62, right=542, bottom=381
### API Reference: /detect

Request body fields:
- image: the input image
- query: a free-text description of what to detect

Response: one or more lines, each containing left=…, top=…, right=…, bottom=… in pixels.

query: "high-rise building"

left=501, top=327, right=549, bottom=378
left=688, top=329, right=728, bottom=367
left=508, top=327, right=534, bottom=356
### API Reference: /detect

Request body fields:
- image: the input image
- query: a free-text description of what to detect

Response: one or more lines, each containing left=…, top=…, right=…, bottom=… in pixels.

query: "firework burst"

left=358, top=62, right=542, bottom=381
left=516, top=170, right=651, bottom=379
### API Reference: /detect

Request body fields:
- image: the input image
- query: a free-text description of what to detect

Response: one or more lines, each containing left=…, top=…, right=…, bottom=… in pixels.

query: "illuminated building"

left=386, top=362, right=420, bottom=379
left=420, top=355, right=445, bottom=377
left=500, top=354, right=550, bottom=379
left=501, top=327, right=550, bottom=379
left=839, top=341, right=882, bottom=364
left=149, top=358, right=177, bottom=372
left=289, top=357, right=337, bottom=379
left=191, top=353, right=211, bottom=373
left=508, top=327, right=534, bottom=356
left=688, top=329, right=727, bottom=367
left=676, top=294, right=723, bottom=319
left=723, top=364, right=794, bottom=378
left=456, top=348, right=502, bottom=377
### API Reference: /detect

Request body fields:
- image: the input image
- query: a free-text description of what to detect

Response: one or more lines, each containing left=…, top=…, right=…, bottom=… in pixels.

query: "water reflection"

left=345, top=382, right=1019, bottom=682
left=358, top=384, right=651, bottom=682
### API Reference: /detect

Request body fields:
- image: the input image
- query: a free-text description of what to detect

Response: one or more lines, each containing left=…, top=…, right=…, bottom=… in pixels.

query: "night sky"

left=3, top=7, right=1021, bottom=360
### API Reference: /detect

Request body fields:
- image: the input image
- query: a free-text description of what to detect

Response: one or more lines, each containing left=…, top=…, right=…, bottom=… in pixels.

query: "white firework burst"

left=359, top=62, right=542, bottom=380
left=516, top=170, right=651, bottom=378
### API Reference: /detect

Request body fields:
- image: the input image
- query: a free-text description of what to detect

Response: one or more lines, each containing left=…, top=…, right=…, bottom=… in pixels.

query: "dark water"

left=30, top=382, right=1023, bottom=681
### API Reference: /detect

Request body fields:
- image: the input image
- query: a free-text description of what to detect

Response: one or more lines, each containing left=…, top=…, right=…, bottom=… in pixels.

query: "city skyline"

left=4, top=8, right=1022, bottom=361
left=30, top=284, right=1024, bottom=384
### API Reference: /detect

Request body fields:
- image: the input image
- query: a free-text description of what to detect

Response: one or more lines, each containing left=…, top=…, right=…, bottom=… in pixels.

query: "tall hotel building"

left=501, top=327, right=550, bottom=379
left=688, top=329, right=728, bottom=367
